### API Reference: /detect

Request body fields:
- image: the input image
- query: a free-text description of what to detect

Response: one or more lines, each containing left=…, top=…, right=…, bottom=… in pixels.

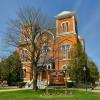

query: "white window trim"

left=22, top=64, right=26, bottom=69
left=72, top=16, right=76, bottom=34
left=23, top=68, right=26, bottom=79
left=61, top=21, right=70, bottom=33
left=62, top=58, right=71, bottom=61
left=56, top=20, right=58, bottom=35
left=23, top=48, right=28, bottom=51
left=56, top=31, right=75, bottom=37
left=47, top=64, right=52, bottom=69
left=61, top=43, right=71, bottom=50
left=24, top=38, right=30, bottom=42
left=61, top=44, right=71, bottom=60
left=21, top=48, right=28, bottom=62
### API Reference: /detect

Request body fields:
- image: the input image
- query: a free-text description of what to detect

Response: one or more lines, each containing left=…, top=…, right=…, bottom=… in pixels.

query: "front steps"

left=25, top=80, right=47, bottom=89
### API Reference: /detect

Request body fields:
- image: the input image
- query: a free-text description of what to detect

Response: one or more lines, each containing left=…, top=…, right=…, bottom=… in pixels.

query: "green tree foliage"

left=88, top=60, right=99, bottom=85
left=0, top=52, right=20, bottom=85
left=5, top=7, right=54, bottom=90
left=0, top=60, right=9, bottom=80
left=69, top=42, right=88, bottom=82
left=69, top=42, right=99, bottom=85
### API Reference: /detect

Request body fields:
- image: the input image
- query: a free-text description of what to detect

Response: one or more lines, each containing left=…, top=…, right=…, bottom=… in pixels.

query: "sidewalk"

left=0, top=88, right=31, bottom=92
left=92, top=86, right=100, bottom=92
left=0, top=87, right=100, bottom=93
left=69, top=87, right=100, bottom=93
left=75, top=86, right=100, bottom=93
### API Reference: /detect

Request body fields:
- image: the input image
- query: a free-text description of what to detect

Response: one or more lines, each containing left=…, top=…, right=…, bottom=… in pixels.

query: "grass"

left=0, top=89, right=99, bottom=100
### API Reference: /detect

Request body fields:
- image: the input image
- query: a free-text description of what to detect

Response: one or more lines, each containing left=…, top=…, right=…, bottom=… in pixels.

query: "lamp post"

left=83, top=66, right=87, bottom=92
left=64, top=65, right=68, bottom=95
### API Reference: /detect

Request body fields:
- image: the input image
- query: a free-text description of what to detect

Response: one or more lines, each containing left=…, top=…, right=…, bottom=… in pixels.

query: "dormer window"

left=61, top=22, right=69, bottom=33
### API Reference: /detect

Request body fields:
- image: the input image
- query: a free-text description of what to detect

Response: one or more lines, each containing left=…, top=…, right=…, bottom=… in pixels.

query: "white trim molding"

left=72, top=16, right=76, bottom=34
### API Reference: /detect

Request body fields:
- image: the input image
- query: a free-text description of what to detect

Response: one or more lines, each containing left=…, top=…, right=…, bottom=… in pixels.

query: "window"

left=62, top=22, right=69, bottom=32
left=23, top=69, right=26, bottom=78
left=39, top=49, right=44, bottom=63
left=66, top=44, right=71, bottom=59
left=39, top=46, right=50, bottom=63
left=62, top=45, right=66, bottom=59
left=23, top=32, right=31, bottom=42
left=62, top=23, right=65, bottom=32
left=66, top=22, right=69, bottom=32
left=62, top=44, right=71, bottom=60
left=20, top=68, right=26, bottom=79
left=24, top=38, right=30, bottom=42
left=21, top=49, right=28, bottom=62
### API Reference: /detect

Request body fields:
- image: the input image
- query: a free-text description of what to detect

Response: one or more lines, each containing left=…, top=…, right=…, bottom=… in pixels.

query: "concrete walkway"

left=69, top=87, right=100, bottom=93
left=0, top=88, right=31, bottom=92
left=0, top=86, right=100, bottom=93
left=92, top=86, right=100, bottom=93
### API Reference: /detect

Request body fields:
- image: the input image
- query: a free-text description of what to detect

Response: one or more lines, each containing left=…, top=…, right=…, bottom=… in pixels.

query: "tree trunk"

left=32, top=62, right=38, bottom=90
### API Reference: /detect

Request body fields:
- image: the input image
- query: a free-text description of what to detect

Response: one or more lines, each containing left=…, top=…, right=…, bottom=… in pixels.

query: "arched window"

left=66, top=22, right=69, bottom=32
left=62, top=23, right=65, bottom=32
left=62, top=22, right=69, bottom=32
left=21, top=49, right=28, bottom=62
left=39, top=45, right=50, bottom=63
left=61, top=44, right=71, bottom=60
left=23, top=69, right=26, bottom=78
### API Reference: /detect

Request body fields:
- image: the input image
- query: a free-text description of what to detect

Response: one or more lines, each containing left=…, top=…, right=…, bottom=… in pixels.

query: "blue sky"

left=0, top=0, right=100, bottom=70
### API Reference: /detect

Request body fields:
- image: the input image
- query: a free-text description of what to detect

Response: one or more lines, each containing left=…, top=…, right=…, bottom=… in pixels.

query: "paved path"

left=0, top=86, right=100, bottom=93
left=69, top=87, right=100, bottom=93
left=0, top=88, right=31, bottom=92
left=92, top=86, right=100, bottom=93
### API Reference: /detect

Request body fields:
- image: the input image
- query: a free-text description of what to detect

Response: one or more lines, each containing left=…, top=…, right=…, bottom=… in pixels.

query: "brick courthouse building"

left=18, top=11, right=84, bottom=87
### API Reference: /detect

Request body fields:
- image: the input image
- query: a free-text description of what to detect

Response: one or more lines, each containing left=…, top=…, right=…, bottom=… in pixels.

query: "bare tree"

left=5, top=7, right=54, bottom=90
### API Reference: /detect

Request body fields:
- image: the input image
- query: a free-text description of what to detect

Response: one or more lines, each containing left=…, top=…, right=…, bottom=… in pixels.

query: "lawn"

left=0, top=89, right=99, bottom=100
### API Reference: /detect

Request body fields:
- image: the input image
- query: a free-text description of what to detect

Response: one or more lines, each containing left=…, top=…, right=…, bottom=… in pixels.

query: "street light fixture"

left=63, top=65, right=68, bottom=95
left=83, top=66, right=86, bottom=71
left=83, top=66, right=87, bottom=92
